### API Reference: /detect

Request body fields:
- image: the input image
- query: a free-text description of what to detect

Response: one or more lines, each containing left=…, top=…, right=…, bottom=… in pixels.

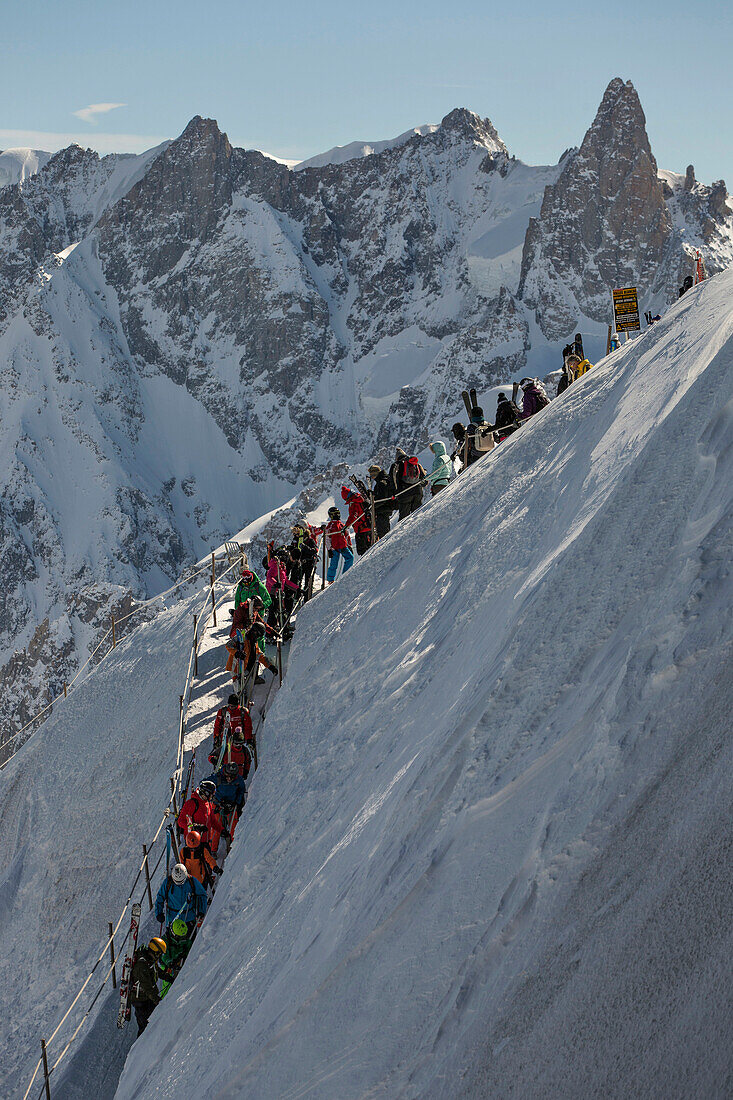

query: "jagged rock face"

left=519, top=78, right=674, bottom=339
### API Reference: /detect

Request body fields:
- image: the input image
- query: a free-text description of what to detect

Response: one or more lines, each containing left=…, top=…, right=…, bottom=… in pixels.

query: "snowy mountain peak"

left=438, top=106, right=506, bottom=153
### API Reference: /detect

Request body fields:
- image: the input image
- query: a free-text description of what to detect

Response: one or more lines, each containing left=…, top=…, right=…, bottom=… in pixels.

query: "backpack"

left=402, top=457, right=422, bottom=485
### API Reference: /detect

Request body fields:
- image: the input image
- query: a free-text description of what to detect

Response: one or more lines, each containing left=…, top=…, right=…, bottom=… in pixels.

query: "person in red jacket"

left=324, top=506, right=354, bottom=583
left=209, top=694, right=252, bottom=764
left=177, top=780, right=227, bottom=854
left=341, top=486, right=373, bottom=556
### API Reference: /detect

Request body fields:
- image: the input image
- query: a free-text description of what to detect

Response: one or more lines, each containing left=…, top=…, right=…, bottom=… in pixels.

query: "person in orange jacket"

left=179, top=830, right=221, bottom=890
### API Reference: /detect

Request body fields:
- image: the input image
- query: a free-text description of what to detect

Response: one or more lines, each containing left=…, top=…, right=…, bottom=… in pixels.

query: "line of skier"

left=125, top=543, right=313, bottom=1033
left=123, top=350, right=595, bottom=1029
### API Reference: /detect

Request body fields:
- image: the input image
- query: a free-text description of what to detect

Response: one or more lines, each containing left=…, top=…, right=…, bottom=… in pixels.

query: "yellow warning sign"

left=612, top=286, right=640, bottom=332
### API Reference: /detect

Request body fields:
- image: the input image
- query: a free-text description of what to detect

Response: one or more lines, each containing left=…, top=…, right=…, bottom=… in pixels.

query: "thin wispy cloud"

left=73, top=102, right=127, bottom=125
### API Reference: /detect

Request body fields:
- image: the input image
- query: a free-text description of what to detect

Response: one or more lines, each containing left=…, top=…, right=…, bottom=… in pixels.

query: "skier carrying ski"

left=464, top=406, right=495, bottom=465
left=290, top=522, right=319, bottom=600
left=494, top=393, right=522, bottom=439
left=155, top=863, right=208, bottom=936
left=177, top=779, right=228, bottom=853
left=367, top=465, right=396, bottom=538
left=341, top=485, right=373, bottom=555
left=157, top=919, right=194, bottom=996
left=427, top=441, right=451, bottom=494
left=209, top=694, right=252, bottom=765
left=516, top=378, right=550, bottom=419
left=390, top=447, right=425, bottom=519
left=234, top=567, right=271, bottom=612
left=180, top=830, right=221, bottom=890
left=235, top=621, right=279, bottom=684
left=450, top=423, right=468, bottom=469
left=565, top=353, right=592, bottom=378
left=129, top=937, right=165, bottom=1034
left=265, top=551, right=301, bottom=634
left=324, top=506, right=354, bottom=582
left=207, top=760, right=247, bottom=838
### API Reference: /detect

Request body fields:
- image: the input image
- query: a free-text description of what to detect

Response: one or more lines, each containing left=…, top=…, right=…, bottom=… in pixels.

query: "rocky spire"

left=518, top=78, right=673, bottom=339
left=98, top=116, right=234, bottom=281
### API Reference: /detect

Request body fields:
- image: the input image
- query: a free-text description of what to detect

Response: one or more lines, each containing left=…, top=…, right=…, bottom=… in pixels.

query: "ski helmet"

left=148, top=937, right=167, bottom=956
left=223, top=761, right=239, bottom=778
left=251, top=594, right=264, bottom=610
left=185, top=830, right=202, bottom=847
left=368, top=464, right=381, bottom=476
left=171, top=863, right=188, bottom=885
left=249, top=622, right=266, bottom=640
left=227, top=693, right=238, bottom=707
left=451, top=422, right=465, bottom=440
left=241, top=568, right=253, bottom=580
left=170, top=918, right=189, bottom=941
left=198, top=780, right=216, bottom=800
left=327, top=506, right=340, bottom=520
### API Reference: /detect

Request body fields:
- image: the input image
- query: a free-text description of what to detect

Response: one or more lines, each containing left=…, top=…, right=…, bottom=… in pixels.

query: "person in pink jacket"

left=265, top=550, right=300, bottom=633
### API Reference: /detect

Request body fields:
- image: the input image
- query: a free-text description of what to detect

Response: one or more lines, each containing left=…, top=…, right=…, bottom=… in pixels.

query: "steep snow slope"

left=115, top=270, right=733, bottom=1099
left=0, top=588, right=203, bottom=1096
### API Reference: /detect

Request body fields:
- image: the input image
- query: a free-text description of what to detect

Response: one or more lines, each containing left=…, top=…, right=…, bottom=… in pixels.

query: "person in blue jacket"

left=207, top=761, right=247, bottom=838
left=155, top=862, right=208, bottom=934
left=427, top=440, right=451, bottom=495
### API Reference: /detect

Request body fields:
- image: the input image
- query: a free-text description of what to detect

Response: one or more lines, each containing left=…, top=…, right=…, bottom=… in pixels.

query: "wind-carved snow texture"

left=103, top=271, right=732, bottom=1100
left=0, top=78, right=732, bottom=771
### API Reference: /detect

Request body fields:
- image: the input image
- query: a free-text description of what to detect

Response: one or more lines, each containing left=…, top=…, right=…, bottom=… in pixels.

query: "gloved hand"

left=268, top=665, right=278, bottom=676
left=214, top=866, right=223, bottom=875
left=328, top=549, right=334, bottom=559
left=221, top=829, right=231, bottom=840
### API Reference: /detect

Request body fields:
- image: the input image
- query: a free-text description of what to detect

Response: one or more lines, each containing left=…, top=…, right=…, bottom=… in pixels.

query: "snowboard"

left=116, top=902, right=142, bottom=1028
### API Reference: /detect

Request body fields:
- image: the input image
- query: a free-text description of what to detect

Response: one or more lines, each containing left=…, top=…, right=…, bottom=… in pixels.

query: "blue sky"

left=2, top=0, right=731, bottom=182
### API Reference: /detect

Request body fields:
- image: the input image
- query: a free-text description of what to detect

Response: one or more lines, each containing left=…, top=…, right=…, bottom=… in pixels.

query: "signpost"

left=611, top=286, right=640, bottom=337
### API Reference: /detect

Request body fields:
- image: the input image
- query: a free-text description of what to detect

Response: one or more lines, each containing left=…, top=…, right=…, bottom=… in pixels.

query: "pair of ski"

left=461, top=387, right=480, bottom=419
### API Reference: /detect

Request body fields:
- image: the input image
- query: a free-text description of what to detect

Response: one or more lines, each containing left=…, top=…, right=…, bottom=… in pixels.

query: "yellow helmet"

left=148, top=937, right=167, bottom=955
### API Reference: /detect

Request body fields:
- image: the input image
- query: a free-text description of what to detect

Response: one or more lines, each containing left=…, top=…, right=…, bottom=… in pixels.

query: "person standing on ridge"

left=516, top=378, right=550, bottom=419
left=427, top=441, right=451, bottom=494
left=368, top=465, right=396, bottom=538
left=390, top=446, right=425, bottom=519
left=291, top=522, right=319, bottom=600
left=234, top=567, right=270, bottom=612
left=566, top=353, right=593, bottom=378
left=129, top=937, right=165, bottom=1034
left=493, top=392, right=522, bottom=440
left=465, top=406, right=495, bottom=465
left=325, top=505, right=354, bottom=583
left=177, top=780, right=228, bottom=853
left=180, top=830, right=221, bottom=890
left=207, top=760, right=247, bottom=838
left=155, top=862, right=208, bottom=936
left=157, top=919, right=194, bottom=997
left=341, top=485, right=373, bottom=555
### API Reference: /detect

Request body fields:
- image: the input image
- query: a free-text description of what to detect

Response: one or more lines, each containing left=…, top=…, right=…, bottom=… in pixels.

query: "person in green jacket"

left=234, top=568, right=271, bottom=611
left=157, top=919, right=194, bottom=997
left=427, top=440, right=452, bottom=496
